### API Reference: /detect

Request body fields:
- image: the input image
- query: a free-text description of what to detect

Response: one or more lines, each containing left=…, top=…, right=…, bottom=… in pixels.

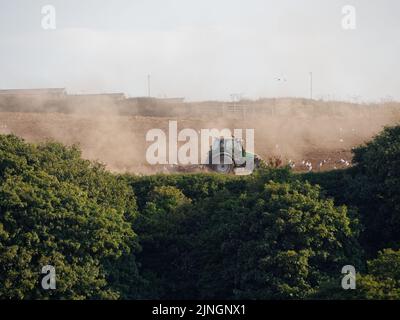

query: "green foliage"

left=0, top=135, right=140, bottom=299
left=351, top=125, right=400, bottom=251
left=2, top=125, right=400, bottom=300
left=355, top=249, right=400, bottom=299
left=130, top=174, right=361, bottom=299
left=301, top=125, right=400, bottom=254
left=133, top=186, right=193, bottom=298
left=315, top=249, right=400, bottom=299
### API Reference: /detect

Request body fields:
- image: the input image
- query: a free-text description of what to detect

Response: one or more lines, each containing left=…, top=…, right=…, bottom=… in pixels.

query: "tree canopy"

left=1, top=125, right=400, bottom=299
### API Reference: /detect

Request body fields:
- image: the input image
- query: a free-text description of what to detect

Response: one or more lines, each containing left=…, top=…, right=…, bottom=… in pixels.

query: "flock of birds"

left=287, top=158, right=351, bottom=172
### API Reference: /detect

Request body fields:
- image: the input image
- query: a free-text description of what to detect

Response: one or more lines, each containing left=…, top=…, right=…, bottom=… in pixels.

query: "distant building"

left=126, top=97, right=184, bottom=105
left=158, top=97, right=185, bottom=104
left=68, top=93, right=125, bottom=100
left=67, top=93, right=125, bottom=104
left=126, top=97, right=157, bottom=104
left=0, top=88, right=67, bottom=99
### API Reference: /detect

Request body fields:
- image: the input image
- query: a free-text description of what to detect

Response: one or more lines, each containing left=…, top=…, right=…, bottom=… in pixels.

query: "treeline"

left=0, top=125, right=400, bottom=299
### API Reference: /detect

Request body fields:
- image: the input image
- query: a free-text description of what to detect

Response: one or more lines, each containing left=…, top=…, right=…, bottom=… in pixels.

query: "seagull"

left=276, top=76, right=287, bottom=82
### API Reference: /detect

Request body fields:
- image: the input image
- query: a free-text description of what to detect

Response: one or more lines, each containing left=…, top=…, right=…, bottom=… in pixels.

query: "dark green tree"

left=351, top=125, right=400, bottom=252
left=0, top=135, right=140, bottom=299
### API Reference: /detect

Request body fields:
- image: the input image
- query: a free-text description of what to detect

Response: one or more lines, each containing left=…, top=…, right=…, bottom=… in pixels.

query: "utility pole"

left=309, top=72, right=313, bottom=100
left=147, top=74, right=151, bottom=97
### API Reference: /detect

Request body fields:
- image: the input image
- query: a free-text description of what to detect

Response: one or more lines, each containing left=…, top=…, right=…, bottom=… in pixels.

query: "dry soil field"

left=0, top=109, right=399, bottom=174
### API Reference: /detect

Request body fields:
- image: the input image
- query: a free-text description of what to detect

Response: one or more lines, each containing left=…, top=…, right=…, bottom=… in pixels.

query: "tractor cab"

left=208, top=136, right=253, bottom=174
left=211, top=137, right=245, bottom=158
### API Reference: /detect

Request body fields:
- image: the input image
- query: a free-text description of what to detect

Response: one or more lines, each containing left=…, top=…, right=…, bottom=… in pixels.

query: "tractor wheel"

left=214, top=162, right=233, bottom=174
left=211, top=154, right=234, bottom=174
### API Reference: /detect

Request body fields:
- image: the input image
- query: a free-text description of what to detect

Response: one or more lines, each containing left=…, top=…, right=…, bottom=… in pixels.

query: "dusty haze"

left=0, top=98, right=399, bottom=173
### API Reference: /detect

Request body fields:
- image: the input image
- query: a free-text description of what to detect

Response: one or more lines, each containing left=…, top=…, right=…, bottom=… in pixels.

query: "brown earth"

left=0, top=110, right=399, bottom=174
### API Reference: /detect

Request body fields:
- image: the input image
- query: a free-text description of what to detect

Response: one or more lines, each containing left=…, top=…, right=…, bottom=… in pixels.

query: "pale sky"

left=0, top=0, right=399, bottom=101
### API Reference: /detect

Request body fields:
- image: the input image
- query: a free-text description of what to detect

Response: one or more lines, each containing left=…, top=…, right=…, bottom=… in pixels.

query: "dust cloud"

left=0, top=96, right=399, bottom=173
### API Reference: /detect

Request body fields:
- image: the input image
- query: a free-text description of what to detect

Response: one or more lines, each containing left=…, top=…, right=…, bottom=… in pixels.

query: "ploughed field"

left=0, top=110, right=398, bottom=173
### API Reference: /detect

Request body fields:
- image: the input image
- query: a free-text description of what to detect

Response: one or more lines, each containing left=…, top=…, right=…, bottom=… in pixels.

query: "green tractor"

left=207, top=136, right=261, bottom=174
